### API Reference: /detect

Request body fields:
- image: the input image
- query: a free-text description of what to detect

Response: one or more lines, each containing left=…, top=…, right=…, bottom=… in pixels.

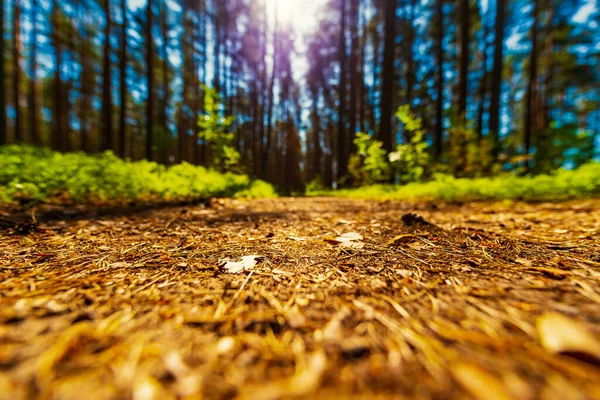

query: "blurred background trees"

left=0, top=0, right=598, bottom=191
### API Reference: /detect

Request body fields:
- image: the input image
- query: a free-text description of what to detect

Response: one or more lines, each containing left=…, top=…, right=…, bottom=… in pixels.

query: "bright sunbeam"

left=265, top=0, right=324, bottom=34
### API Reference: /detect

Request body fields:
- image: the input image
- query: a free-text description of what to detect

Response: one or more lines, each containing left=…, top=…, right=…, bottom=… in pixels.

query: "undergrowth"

left=0, top=145, right=277, bottom=205
left=310, top=163, right=600, bottom=202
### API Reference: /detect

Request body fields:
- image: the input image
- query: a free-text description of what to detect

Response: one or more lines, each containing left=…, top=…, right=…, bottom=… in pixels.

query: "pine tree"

left=379, top=0, right=397, bottom=154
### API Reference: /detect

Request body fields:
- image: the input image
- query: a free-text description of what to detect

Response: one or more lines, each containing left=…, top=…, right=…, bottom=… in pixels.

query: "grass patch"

left=0, top=145, right=277, bottom=205
left=311, top=163, right=600, bottom=202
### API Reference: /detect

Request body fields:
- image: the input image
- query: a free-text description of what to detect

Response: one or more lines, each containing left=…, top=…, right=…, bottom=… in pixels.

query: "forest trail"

left=1, top=198, right=599, bottom=399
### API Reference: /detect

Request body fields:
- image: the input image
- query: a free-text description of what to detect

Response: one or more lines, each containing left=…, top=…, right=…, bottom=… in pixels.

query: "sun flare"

left=265, top=0, right=323, bottom=33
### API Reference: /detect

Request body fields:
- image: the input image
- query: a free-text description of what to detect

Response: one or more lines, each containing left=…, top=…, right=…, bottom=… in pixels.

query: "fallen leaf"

left=324, top=232, right=365, bottom=249
left=218, top=255, right=265, bottom=274
left=537, top=312, right=600, bottom=366
left=452, top=363, right=512, bottom=400
left=337, top=232, right=363, bottom=241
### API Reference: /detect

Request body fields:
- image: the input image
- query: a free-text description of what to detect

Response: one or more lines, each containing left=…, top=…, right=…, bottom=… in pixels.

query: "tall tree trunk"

left=379, top=0, right=396, bottom=153
left=213, top=8, right=221, bottom=95
left=457, top=0, right=470, bottom=121
left=257, top=0, right=268, bottom=175
left=0, top=0, right=5, bottom=145
left=349, top=0, right=359, bottom=158
left=192, top=3, right=202, bottom=165
left=406, top=0, right=417, bottom=109
left=101, top=0, right=113, bottom=151
left=337, top=0, right=348, bottom=182
left=541, top=1, right=554, bottom=131
left=160, top=1, right=169, bottom=163
left=524, top=0, right=539, bottom=173
left=29, top=0, right=40, bottom=146
left=434, top=0, right=444, bottom=161
left=12, top=0, right=22, bottom=142
left=262, top=3, right=278, bottom=178
left=51, top=0, right=66, bottom=152
left=489, top=0, right=506, bottom=159
left=476, top=9, right=490, bottom=140
left=178, top=5, right=190, bottom=163
left=358, top=0, right=366, bottom=133
left=79, top=2, right=91, bottom=152
left=118, top=0, right=127, bottom=158
left=145, top=0, right=154, bottom=161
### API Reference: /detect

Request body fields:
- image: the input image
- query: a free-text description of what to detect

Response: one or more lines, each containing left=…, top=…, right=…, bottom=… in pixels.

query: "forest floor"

left=1, top=197, right=599, bottom=400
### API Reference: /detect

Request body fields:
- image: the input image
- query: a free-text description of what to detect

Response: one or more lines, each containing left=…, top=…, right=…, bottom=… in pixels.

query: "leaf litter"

left=0, top=197, right=599, bottom=399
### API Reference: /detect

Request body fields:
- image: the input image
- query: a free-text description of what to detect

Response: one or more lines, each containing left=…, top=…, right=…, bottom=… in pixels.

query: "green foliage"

left=0, top=145, right=276, bottom=205
left=317, top=163, right=600, bottom=202
left=305, top=178, right=327, bottom=195
left=389, top=106, right=430, bottom=183
left=534, top=124, right=597, bottom=174
left=446, top=121, right=497, bottom=178
left=347, top=132, right=391, bottom=185
left=197, top=86, right=241, bottom=172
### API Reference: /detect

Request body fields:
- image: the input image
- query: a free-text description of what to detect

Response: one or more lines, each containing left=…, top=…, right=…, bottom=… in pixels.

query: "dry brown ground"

left=1, top=197, right=599, bottom=400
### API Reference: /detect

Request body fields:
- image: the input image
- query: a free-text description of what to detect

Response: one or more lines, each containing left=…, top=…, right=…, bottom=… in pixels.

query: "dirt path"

left=1, top=198, right=599, bottom=399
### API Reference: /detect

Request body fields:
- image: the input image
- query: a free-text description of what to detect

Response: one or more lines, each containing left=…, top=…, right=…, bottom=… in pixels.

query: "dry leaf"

left=537, top=313, right=600, bottom=366
left=324, top=232, right=365, bottom=249
left=452, top=363, right=512, bottom=400
left=218, top=255, right=265, bottom=274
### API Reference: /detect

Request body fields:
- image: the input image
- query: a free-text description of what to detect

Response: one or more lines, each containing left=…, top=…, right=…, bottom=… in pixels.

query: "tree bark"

left=457, top=0, right=470, bottom=121
left=379, top=0, right=397, bottom=153
left=51, top=0, right=67, bottom=152
left=489, top=0, right=506, bottom=159
left=0, top=0, right=5, bottom=145
left=337, top=0, right=348, bottom=182
left=262, top=3, right=278, bottom=178
left=349, top=0, right=359, bottom=157
left=160, top=1, right=169, bottom=163
left=476, top=8, right=490, bottom=140
left=146, top=0, right=154, bottom=161
left=29, top=0, right=41, bottom=146
left=102, top=0, right=113, bottom=151
left=434, top=0, right=444, bottom=161
left=118, top=0, right=127, bottom=158
left=12, top=0, right=22, bottom=142
left=406, top=0, right=417, bottom=108
left=524, top=0, right=539, bottom=173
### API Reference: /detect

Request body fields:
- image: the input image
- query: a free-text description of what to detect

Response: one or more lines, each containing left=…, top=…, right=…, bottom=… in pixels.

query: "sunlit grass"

left=0, top=145, right=277, bottom=205
left=310, top=163, right=600, bottom=202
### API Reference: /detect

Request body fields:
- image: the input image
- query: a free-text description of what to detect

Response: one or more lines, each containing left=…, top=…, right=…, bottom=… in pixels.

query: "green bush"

left=0, top=145, right=276, bottom=205
left=389, top=106, right=430, bottom=183
left=347, top=132, right=391, bottom=185
left=314, top=163, right=600, bottom=202
left=197, top=86, right=241, bottom=172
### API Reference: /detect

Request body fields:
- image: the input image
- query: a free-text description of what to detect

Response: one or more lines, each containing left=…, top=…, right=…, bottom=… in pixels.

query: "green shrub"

left=0, top=145, right=275, bottom=205
left=316, top=163, right=600, bottom=202
left=347, top=132, right=391, bottom=185
left=197, top=86, right=241, bottom=172
left=389, top=105, right=430, bottom=183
